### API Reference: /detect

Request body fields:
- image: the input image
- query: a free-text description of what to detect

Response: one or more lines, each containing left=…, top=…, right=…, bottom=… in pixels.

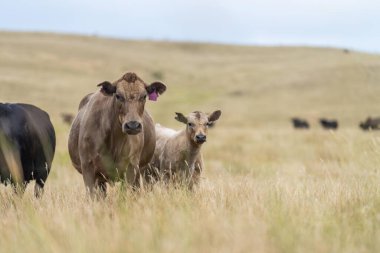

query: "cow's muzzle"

left=123, top=121, right=142, bottom=135
left=195, top=134, right=207, bottom=144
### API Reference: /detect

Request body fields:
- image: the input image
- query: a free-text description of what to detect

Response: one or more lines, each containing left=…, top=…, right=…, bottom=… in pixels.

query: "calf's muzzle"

left=195, top=134, right=207, bottom=144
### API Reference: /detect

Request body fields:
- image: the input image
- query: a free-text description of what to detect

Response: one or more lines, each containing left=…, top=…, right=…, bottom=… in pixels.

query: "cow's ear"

left=146, top=81, right=166, bottom=95
left=208, top=110, right=222, bottom=126
left=97, top=81, right=116, bottom=96
left=175, top=112, right=188, bottom=124
left=146, top=81, right=166, bottom=101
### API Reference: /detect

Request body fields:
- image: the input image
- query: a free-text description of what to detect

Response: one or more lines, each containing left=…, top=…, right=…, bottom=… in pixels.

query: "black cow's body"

left=0, top=103, right=55, bottom=197
left=320, top=118, right=338, bottom=130
left=359, top=117, right=380, bottom=130
left=291, top=118, right=310, bottom=129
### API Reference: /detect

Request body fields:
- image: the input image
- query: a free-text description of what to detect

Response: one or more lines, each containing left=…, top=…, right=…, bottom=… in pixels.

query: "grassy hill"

left=1, top=31, right=379, bottom=127
left=0, top=31, right=380, bottom=253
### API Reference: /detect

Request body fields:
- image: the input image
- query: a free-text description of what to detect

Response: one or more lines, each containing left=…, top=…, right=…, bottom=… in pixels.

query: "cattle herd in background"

left=291, top=117, right=380, bottom=130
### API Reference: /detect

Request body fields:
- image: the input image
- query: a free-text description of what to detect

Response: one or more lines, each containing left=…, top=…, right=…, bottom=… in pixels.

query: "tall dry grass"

left=0, top=32, right=380, bottom=252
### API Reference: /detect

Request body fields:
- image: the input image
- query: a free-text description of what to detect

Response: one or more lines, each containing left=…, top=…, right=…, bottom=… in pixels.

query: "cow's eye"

left=188, top=122, right=194, bottom=127
left=115, top=94, right=124, bottom=101
left=206, top=122, right=213, bottom=127
left=140, top=95, right=147, bottom=101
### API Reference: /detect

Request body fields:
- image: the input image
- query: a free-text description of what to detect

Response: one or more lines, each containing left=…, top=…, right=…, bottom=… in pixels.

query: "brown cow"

left=149, top=110, right=221, bottom=188
left=68, top=72, right=166, bottom=196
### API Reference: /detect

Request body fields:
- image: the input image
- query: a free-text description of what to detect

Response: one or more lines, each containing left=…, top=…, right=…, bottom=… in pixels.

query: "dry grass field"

left=1, top=31, right=380, bottom=253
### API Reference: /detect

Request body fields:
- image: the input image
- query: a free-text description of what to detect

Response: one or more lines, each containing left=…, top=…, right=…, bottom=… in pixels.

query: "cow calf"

left=149, top=110, right=221, bottom=188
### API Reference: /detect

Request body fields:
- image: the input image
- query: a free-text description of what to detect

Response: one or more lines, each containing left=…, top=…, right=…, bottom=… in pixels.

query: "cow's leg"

left=134, top=170, right=145, bottom=190
left=82, top=167, right=96, bottom=198
left=34, top=180, right=44, bottom=198
left=161, top=161, right=173, bottom=185
left=11, top=182, right=26, bottom=196
left=188, top=160, right=203, bottom=191
left=117, top=164, right=141, bottom=193
left=126, top=163, right=143, bottom=190
left=142, top=164, right=159, bottom=184
left=94, top=177, right=107, bottom=199
left=99, top=181, right=107, bottom=197
left=33, top=159, right=51, bottom=198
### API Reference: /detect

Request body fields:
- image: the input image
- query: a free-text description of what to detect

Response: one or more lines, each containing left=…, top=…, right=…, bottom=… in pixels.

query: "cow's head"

left=98, top=72, right=166, bottom=135
left=175, top=110, right=222, bottom=145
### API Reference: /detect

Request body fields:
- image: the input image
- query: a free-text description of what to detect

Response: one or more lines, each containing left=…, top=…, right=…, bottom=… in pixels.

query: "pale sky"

left=0, top=0, right=379, bottom=52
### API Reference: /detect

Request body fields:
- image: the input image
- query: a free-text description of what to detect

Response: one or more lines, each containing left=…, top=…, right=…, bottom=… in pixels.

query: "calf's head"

left=98, top=72, right=166, bottom=135
left=175, top=110, right=222, bottom=145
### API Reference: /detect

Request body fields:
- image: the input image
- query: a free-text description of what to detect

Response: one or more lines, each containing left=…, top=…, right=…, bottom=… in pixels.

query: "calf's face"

left=98, top=73, right=166, bottom=135
left=175, top=110, right=222, bottom=145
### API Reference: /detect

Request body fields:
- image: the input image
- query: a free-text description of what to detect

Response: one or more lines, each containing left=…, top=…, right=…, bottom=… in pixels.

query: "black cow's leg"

left=34, top=179, right=45, bottom=198
left=11, top=182, right=26, bottom=196
left=33, top=159, right=50, bottom=198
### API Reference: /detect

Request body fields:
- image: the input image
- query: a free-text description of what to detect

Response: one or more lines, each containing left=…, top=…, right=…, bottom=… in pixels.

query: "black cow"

left=291, top=118, right=310, bottom=129
left=319, top=118, right=338, bottom=130
left=359, top=117, right=380, bottom=130
left=0, top=103, right=55, bottom=197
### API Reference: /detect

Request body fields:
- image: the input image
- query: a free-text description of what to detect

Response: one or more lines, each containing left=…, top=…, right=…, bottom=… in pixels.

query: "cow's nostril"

left=195, top=135, right=206, bottom=143
left=125, top=121, right=142, bottom=130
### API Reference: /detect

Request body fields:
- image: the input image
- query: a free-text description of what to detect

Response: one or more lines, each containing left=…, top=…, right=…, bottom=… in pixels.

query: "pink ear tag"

left=149, top=91, right=158, bottom=101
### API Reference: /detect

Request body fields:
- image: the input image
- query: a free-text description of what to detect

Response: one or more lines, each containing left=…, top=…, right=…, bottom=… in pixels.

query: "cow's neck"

left=178, top=130, right=202, bottom=170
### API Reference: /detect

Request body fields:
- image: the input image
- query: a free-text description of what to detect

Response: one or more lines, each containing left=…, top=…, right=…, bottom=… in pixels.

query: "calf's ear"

left=175, top=112, right=188, bottom=124
left=97, top=81, right=116, bottom=96
left=208, top=110, right=222, bottom=123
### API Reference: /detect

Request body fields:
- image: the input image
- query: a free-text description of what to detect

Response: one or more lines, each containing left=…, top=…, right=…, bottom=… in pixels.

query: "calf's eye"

left=188, top=123, right=194, bottom=127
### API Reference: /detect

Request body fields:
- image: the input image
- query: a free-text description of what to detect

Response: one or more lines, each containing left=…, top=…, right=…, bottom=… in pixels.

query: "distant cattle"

left=0, top=103, right=55, bottom=197
left=61, top=113, right=74, bottom=125
left=320, top=118, right=338, bottom=130
left=68, top=72, right=166, bottom=197
left=291, top=118, right=310, bottom=129
left=359, top=117, right=380, bottom=130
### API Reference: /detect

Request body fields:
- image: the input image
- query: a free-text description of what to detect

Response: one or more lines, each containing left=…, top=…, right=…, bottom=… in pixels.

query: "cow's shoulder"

left=78, top=93, right=94, bottom=110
